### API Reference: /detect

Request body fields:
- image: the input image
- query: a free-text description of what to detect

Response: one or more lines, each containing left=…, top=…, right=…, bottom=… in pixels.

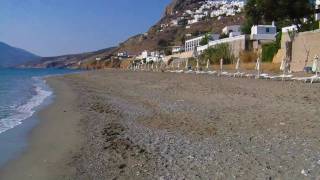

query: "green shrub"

left=262, top=32, right=282, bottom=62
left=199, top=43, right=235, bottom=65
left=199, top=34, right=210, bottom=46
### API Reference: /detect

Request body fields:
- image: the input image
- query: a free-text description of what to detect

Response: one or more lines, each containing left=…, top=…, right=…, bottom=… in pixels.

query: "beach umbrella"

left=220, top=58, right=223, bottom=72
left=235, top=58, right=240, bottom=73
left=185, top=59, right=189, bottom=70
left=206, top=59, right=210, bottom=70
left=312, top=55, right=319, bottom=76
left=280, top=58, right=286, bottom=71
left=196, top=59, right=200, bottom=71
left=255, top=57, right=261, bottom=78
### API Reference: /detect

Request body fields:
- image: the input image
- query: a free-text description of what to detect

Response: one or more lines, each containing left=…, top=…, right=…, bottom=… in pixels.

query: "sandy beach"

left=1, top=69, right=320, bottom=179
left=0, top=77, right=82, bottom=180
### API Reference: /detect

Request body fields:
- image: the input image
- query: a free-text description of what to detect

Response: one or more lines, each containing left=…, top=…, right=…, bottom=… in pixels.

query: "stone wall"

left=164, top=51, right=193, bottom=64
left=291, top=30, right=320, bottom=72
left=273, top=30, right=320, bottom=72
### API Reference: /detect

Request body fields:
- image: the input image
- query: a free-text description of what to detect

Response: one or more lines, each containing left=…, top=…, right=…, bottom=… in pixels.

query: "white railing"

left=196, top=35, right=246, bottom=53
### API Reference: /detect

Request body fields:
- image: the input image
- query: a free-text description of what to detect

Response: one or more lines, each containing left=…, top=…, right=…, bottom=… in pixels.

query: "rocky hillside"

left=25, top=0, right=245, bottom=69
left=117, top=0, right=245, bottom=55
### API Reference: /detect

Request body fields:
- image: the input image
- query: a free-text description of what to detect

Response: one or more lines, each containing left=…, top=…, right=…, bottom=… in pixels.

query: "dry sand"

left=1, top=69, right=320, bottom=179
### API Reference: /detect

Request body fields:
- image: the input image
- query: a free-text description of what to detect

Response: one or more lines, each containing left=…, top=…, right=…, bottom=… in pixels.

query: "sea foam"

left=0, top=77, right=52, bottom=134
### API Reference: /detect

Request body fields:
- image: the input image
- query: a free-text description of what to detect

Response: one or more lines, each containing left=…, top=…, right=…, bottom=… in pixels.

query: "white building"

left=172, top=46, right=185, bottom=54
left=141, top=50, right=150, bottom=59
left=316, top=0, right=320, bottom=21
left=185, top=36, right=205, bottom=52
left=250, top=23, right=277, bottom=41
left=282, top=25, right=298, bottom=33
left=171, top=19, right=179, bottom=26
left=185, top=34, right=220, bottom=52
left=138, top=50, right=163, bottom=63
left=117, top=51, right=128, bottom=58
left=222, top=25, right=242, bottom=37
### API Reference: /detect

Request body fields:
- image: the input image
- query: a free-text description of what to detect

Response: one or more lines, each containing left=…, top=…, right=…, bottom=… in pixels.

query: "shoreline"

left=0, top=76, right=82, bottom=180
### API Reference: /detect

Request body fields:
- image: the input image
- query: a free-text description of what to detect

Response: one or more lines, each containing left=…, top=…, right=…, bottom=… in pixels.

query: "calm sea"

left=0, top=68, right=79, bottom=167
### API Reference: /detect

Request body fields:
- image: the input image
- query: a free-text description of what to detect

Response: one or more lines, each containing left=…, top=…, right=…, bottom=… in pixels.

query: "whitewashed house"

left=171, top=19, right=179, bottom=26
left=222, top=25, right=242, bottom=37
left=250, top=23, right=277, bottom=41
left=250, top=23, right=277, bottom=49
left=117, top=51, right=128, bottom=58
left=315, top=0, right=320, bottom=21
left=282, top=25, right=298, bottom=33
left=138, top=50, right=163, bottom=63
left=172, top=46, right=185, bottom=54
left=141, top=50, right=150, bottom=59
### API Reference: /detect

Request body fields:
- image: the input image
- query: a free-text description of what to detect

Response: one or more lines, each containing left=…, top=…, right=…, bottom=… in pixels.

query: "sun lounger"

left=233, top=72, right=245, bottom=77
left=259, top=73, right=271, bottom=79
left=292, top=75, right=320, bottom=83
left=245, top=74, right=255, bottom=78
left=184, top=70, right=194, bottom=74
left=195, top=71, right=206, bottom=74
left=269, top=74, right=293, bottom=81
left=207, top=71, right=217, bottom=75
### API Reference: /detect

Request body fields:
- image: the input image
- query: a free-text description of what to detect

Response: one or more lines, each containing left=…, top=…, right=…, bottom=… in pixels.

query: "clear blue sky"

left=0, top=0, right=171, bottom=57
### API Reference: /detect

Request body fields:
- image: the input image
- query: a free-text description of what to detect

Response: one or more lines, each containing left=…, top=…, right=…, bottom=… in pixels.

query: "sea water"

left=0, top=68, right=79, bottom=167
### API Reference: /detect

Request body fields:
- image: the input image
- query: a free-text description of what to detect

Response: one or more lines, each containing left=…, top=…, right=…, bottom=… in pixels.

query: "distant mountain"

left=0, top=42, right=40, bottom=67
left=22, top=46, right=117, bottom=69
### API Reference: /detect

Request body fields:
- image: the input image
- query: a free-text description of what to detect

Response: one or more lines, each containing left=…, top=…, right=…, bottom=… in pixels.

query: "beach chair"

left=269, top=74, right=293, bottom=81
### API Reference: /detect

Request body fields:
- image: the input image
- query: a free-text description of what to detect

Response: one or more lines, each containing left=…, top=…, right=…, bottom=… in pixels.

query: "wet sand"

left=1, top=69, right=320, bottom=179
left=0, top=77, right=82, bottom=180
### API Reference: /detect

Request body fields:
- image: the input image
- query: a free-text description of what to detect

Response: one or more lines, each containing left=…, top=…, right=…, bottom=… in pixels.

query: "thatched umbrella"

left=220, top=58, right=223, bottom=72
left=206, top=59, right=210, bottom=70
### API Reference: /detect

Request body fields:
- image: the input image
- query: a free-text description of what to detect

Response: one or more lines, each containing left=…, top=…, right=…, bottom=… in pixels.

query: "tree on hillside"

left=199, top=34, right=210, bottom=46
left=243, top=0, right=315, bottom=32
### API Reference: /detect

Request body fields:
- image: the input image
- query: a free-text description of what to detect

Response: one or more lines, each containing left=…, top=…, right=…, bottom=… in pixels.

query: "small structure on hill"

left=250, top=22, right=277, bottom=49
left=222, top=25, right=242, bottom=37
left=172, top=46, right=185, bottom=54
left=315, top=0, right=320, bottom=21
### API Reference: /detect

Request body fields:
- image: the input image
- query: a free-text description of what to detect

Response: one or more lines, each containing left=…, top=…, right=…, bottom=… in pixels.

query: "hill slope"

left=23, top=0, right=245, bottom=69
left=0, top=42, right=40, bottom=67
left=22, top=47, right=117, bottom=68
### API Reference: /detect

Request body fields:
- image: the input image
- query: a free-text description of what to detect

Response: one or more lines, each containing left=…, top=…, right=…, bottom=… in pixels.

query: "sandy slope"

left=1, top=69, right=320, bottom=179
